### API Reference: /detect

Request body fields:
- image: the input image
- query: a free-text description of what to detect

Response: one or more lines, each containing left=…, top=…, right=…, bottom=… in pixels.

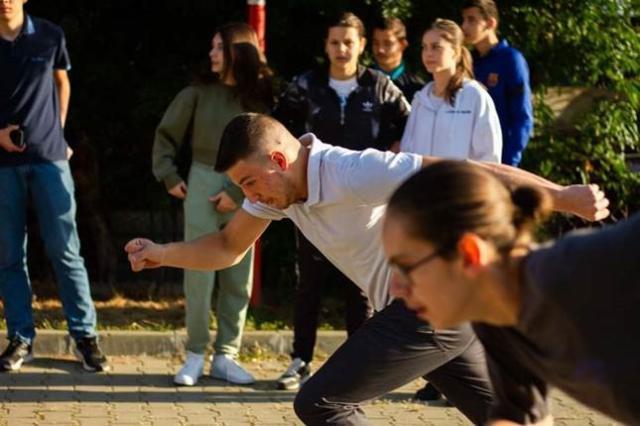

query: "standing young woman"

left=400, top=19, right=501, bottom=163
left=152, top=23, right=273, bottom=386
left=382, top=161, right=640, bottom=425
left=402, top=18, right=503, bottom=403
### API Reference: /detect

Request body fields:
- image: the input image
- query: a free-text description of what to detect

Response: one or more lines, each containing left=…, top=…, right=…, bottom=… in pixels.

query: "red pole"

left=247, top=0, right=266, bottom=52
left=247, top=0, right=265, bottom=306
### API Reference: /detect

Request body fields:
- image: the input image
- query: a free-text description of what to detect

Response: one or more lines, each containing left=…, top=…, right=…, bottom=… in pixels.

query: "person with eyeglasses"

left=126, top=113, right=610, bottom=425
left=382, top=160, right=636, bottom=425
left=400, top=17, right=503, bottom=404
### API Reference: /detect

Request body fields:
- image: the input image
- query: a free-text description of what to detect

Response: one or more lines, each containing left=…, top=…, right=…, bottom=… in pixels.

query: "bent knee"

left=293, top=384, right=326, bottom=423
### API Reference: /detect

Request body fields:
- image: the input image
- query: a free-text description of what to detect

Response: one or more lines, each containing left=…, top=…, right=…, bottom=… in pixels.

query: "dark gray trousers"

left=293, top=300, right=494, bottom=425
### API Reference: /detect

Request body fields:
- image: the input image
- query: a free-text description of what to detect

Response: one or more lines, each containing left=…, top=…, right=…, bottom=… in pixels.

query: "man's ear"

left=399, top=38, right=409, bottom=52
left=359, top=37, right=367, bottom=53
left=486, top=17, right=498, bottom=32
left=270, top=151, right=288, bottom=171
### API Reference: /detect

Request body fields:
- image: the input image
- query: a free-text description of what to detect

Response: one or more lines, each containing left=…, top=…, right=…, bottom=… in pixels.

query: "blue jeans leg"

left=30, top=161, right=97, bottom=339
left=0, top=166, right=35, bottom=344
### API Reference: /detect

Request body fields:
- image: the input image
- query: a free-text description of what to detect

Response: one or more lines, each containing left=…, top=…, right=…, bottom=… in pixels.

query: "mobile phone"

left=9, top=129, right=25, bottom=148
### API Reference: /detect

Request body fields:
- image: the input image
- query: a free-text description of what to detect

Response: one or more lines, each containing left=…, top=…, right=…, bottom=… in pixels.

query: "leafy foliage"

left=21, top=0, right=640, bottom=299
left=509, top=0, right=640, bottom=229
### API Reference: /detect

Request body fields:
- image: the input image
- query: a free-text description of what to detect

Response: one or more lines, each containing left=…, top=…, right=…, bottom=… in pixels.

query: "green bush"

left=511, top=0, right=640, bottom=234
left=522, top=96, right=640, bottom=236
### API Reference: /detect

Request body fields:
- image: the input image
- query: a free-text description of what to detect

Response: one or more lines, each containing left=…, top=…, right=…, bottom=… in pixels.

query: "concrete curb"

left=0, top=330, right=347, bottom=357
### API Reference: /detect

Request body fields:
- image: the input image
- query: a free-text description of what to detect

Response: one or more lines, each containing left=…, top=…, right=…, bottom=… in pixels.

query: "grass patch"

left=0, top=296, right=349, bottom=332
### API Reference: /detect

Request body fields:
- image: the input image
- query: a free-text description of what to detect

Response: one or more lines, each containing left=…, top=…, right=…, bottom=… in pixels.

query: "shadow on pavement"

left=0, top=358, right=299, bottom=404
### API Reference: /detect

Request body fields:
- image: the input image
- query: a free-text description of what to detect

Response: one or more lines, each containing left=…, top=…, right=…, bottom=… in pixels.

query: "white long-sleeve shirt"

left=400, top=79, right=502, bottom=163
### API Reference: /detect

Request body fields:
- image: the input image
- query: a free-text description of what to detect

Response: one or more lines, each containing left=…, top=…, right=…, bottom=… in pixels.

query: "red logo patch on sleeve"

left=487, top=73, right=499, bottom=87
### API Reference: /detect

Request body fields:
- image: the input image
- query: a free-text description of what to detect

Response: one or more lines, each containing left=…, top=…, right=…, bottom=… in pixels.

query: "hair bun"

left=511, top=186, right=551, bottom=230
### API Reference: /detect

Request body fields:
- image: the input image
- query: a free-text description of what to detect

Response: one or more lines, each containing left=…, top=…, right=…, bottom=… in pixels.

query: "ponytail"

left=445, top=46, right=474, bottom=105
left=510, top=186, right=552, bottom=245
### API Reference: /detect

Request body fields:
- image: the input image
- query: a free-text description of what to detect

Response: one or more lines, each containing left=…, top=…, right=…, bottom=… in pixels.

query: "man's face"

left=226, top=156, right=297, bottom=210
left=0, top=0, right=26, bottom=21
left=325, top=26, right=365, bottom=73
left=461, top=7, right=490, bottom=45
left=372, top=29, right=407, bottom=71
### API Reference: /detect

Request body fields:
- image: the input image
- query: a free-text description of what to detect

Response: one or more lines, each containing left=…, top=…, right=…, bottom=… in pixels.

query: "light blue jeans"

left=0, top=161, right=97, bottom=344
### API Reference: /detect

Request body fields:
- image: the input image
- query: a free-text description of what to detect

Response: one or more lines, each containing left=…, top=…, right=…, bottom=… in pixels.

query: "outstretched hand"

left=558, top=184, right=610, bottom=221
left=124, top=238, right=166, bottom=272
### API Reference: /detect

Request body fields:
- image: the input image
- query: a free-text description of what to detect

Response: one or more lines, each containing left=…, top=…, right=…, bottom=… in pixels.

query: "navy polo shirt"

left=0, top=15, right=71, bottom=166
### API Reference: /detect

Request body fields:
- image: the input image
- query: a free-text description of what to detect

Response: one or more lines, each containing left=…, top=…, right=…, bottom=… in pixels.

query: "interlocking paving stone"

left=0, top=355, right=621, bottom=425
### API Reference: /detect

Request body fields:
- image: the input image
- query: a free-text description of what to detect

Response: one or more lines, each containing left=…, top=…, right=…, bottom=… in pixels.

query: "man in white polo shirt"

left=125, top=113, right=609, bottom=425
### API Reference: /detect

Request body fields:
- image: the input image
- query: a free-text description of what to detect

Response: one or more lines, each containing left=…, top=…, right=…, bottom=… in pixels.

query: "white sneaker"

left=210, top=353, right=256, bottom=385
left=173, top=351, right=205, bottom=386
left=277, top=357, right=311, bottom=390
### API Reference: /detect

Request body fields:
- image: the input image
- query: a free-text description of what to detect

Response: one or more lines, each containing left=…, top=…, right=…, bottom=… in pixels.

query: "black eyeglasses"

left=390, top=250, right=441, bottom=287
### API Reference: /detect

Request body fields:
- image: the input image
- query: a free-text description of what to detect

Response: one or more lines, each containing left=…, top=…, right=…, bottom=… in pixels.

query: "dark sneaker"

left=0, top=338, right=34, bottom=371
left=414, top=383, right=451, bottom=406
left=277, top=357, right=311, bottom=391
left=74, top=337, right=109, bottom=372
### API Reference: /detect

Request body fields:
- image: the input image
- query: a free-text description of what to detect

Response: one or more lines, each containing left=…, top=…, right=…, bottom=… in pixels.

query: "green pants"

left=183, top=162, right=253, bottom=355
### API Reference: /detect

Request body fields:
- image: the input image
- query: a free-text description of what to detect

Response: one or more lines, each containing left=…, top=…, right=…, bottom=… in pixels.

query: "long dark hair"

left=426, top=19, right=474, bottom=105
left=387, top=161, right=551, bottom=259
left=195, top=22, right=273, bottom=110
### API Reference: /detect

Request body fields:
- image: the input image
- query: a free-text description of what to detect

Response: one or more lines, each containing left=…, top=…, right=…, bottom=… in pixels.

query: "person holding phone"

left=0, top=0, right=108, bottom=372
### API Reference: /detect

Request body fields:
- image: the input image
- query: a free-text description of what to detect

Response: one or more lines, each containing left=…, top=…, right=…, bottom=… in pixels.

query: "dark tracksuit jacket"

left=273, top=65, right=410, bottom=151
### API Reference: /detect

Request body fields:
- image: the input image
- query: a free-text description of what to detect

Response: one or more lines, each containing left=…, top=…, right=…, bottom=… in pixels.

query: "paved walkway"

left=0, top=355, right=618, bottom=425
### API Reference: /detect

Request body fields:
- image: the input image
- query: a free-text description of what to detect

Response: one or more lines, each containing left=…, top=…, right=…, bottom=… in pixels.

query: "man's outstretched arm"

left=124, top=209, right=270, bottom=272
left=421, top=157, right=610, bottom=222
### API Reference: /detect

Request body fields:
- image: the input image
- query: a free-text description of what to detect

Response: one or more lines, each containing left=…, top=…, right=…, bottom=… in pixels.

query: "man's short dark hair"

left=372, top=17, right=407, bottom=41
left=326, top=12, right=366, bottom=39
left=463, top=0, right=500, bottom=23
left=215, top=112, right=275, bottom=172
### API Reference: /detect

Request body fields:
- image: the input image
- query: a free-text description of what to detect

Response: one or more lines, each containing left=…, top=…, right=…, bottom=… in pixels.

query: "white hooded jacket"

left=399, top=79, right=502, bottom=162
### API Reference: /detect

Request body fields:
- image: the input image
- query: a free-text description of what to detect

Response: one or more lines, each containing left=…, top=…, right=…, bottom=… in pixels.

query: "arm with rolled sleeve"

left=151, top=87, right=197, bottom=190
left=503, top=52, right=533, bottom=166
left=377, top=76, right=411, bottom=151
left=471, top=88, right=503, bottom=163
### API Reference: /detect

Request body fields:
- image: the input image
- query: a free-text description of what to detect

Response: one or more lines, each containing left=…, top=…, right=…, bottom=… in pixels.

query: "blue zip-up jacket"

left=473, top=39, right=533, bottom=166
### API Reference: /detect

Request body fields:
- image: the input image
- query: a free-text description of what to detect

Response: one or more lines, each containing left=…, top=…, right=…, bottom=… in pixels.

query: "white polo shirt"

left=242, top=134, right=423, bottom=311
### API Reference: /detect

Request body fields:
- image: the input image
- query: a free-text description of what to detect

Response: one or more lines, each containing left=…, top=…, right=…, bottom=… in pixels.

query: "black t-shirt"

left=0, top=15, right=70, bottom=166
left=474, top=213, right=640, bottom=424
